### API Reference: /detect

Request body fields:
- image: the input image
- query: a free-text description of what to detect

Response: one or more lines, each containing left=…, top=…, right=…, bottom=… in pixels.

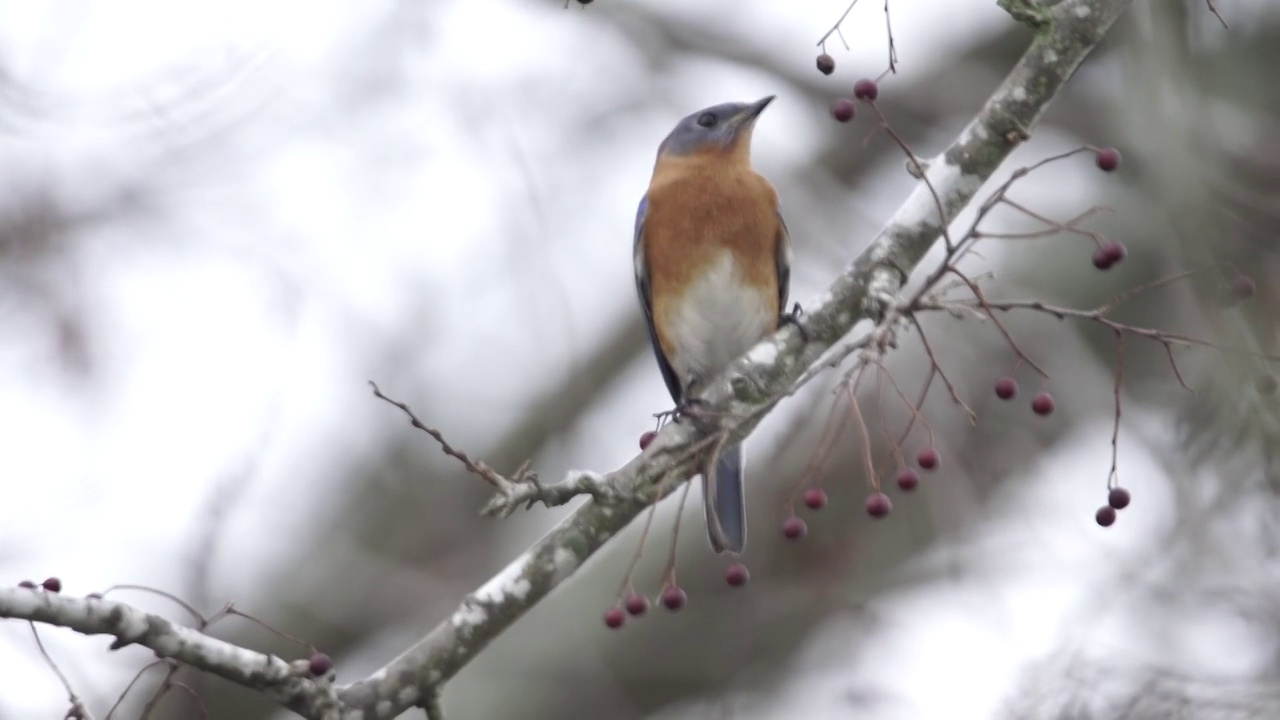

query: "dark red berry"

left=853, top=78, right=879, bottom=101
left=896, top=468, right=919, bottom=492
left=1096, top=506, right=1117, bottom=527
left=639, top=431, right=656, bottom=450
left=1092, top=240, right=1127, bottom=270
left=308, top=652, right=333, bottom=676
left=1031, top=392, right=1055, bottom=416
left=1107, top=487, right=1131, bottom=510
left=18, top=580, right=36, bottom=589
left=917, top=446, right=939, bottom=470
left=1091, top=246, right=1114, bottom=270
left=802, top=487, right=828, bottom=510
left=42, top=577, right=62, bottom=593
left=831, top=99, right=855, bottom=123
left=1095, top=147, right=1121, bottom=172
left=725, top=563, right=750, bottom=587
left=816, top=53, right=835, bottom=75
left=603, top=607, right=626, bottom=628
left=661, top=586, right=687, bottom=611
left=994, top=376, right=1018, bottom=400
left=1231, top=275, right=1256, bottom=301
left=865, top=492, right=892, bottom=518
left=624, top=593, right=649, bottom=616
left=782, top=516, right=808, bottom=540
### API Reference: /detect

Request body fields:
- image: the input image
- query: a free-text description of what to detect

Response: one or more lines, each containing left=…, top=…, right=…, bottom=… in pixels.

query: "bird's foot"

left=780, top=302, right=810, bottom=342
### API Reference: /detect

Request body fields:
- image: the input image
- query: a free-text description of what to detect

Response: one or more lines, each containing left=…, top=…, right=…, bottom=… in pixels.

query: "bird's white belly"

left=668, top=250, right=774, bottom=383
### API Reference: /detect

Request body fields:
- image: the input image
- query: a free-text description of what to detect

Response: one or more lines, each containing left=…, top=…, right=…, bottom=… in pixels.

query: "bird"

left=632, top=95, right=792, bottom=554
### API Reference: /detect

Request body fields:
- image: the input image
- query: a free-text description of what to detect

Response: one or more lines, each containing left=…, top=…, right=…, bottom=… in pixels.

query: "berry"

left=1095, top=147, right=1121, bottom=172
left=725, top=563, right=750, bottom=587
left=994, top=376, right=1018, bottom=400
left=308, top=652, right=333, bottom=677
left=1092, top=240, right=1127, bottom=270
left=865, top=492, right=892, bottom=518
left=1031, top=392, right=1055, bottom=416
left=18, top=580, right=36, bottom=589
left=661, top=585, right=687, bottom=611
left=917, top=446, right=939, bottom=470
left=624, top=593, right=649, bottom=616
left=603, top=607, right=626, bottom=628
left=1107, top=487, right=1131, bottom=510
left=831, top=99, right=855, bottom=123
left=816, top=53, right=835, bottom=75
left=639, top=431, right=656, bottom=451
left=1231, top=275, right=1256, bottom=301
left=1095, top=506, right=1117, bottom=527
left=42, top=577, right=62, bottom=593
left=802, top=487, right=828, bottom=510
left=782, top=516, right=808, bottom=540
left=896, top=468, right=919, bottom=492
left=853, top=78, right=879, bottom=101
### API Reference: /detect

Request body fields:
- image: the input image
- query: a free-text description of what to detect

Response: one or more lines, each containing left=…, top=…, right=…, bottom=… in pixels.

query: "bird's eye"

left=696, top=113, right=717, bottom=128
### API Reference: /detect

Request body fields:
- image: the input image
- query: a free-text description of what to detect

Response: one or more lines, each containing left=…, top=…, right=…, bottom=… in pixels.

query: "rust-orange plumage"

left=633, top=96, right=792, bottom=554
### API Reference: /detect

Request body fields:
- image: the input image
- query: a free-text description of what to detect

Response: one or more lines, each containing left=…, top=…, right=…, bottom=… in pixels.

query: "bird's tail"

left=703, top=442, right=746, bottom=554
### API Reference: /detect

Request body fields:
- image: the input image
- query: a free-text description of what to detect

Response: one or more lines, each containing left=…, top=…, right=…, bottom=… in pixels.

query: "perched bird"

left=633, top=96, right=792, bottom=554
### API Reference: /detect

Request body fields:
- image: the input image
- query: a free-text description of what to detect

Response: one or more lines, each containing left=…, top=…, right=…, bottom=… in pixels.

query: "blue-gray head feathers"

left=657, top=96, right=774, bottom=158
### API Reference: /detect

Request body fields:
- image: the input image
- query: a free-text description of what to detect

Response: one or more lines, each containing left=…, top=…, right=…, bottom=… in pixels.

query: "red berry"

left=865, top=492, right=892, bottom=518
left=18, top=580, right=36, bottom=589
left=816, top=53, right=835, bottom=75
left=1092, top=241, right=1127, bottom=270
left=661, top=586, right=687, bottom=611
left=1095, top=147, right=1121, bottom=171
left=1231, top=275, right=1256, bottom=301
left=624, top=593, right=649, bottom=616
left=639, top=431, right=656, bottom=450
left=42, top=577, right=62, bottom=593
left=603, top=607, right=626, bottom=628
left=1095, top=506, right=1117, bottom=527
left=831, top=99, right=855, bottom=123
left=1031, top=392, right=1055, bottom=416
left=917, top=446, right=939, bottom=470
left=1091, top=246, right=1113, bottom=270
left=994, top=376, right=1018, bottom=400
left=725, top=562, right=750, bottom=587
left=802, top=487, right=828, bottom=510
left=1107, top=487, right=1131, bottom=510
left=308, top=652, right=333, bottom=677
left=896, top=468, right=919, bottom=492
left=782, top=516, right=808, bottom=540
left=853, top=78, right=879, bottom=101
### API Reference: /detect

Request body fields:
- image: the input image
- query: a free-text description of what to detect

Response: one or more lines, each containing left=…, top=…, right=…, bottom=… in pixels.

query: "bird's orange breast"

left=642, top=157, right=782, bottom=368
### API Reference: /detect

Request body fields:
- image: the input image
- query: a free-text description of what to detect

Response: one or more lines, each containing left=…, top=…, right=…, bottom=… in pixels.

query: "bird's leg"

left=779, top=302, right=810, bottom=343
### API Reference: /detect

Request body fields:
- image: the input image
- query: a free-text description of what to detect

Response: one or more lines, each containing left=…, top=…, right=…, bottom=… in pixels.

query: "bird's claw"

left=779, top=302, right=810, bottom=342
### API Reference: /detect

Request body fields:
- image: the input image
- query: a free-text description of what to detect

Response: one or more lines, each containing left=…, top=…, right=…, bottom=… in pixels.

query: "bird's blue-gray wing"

left=634, top=196, right=683, bottom=402
left=775, top=208, right=793, bottom=316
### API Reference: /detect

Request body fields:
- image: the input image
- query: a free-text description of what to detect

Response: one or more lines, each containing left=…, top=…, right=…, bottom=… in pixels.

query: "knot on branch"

left=480, top=469, right=616, bottom=518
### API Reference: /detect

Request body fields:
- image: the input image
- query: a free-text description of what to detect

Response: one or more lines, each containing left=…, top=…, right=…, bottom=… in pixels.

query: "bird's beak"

left=736, top=95, right=776, bottom=125
left=737, top=94, right=773, bottom=128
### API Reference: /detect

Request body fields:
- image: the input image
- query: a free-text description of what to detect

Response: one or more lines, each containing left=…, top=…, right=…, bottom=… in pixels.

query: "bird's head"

left=656, top=96, right=775, bottom=160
